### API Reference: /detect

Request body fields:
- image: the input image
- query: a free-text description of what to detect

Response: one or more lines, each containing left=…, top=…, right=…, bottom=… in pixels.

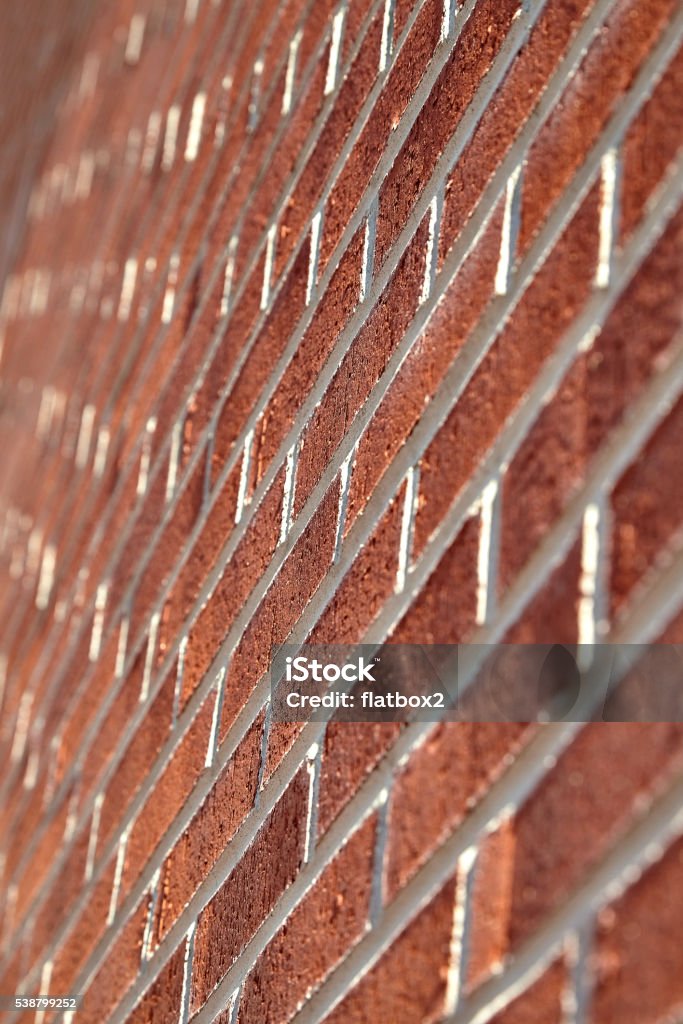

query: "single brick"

left=610, top=394, right=683, bottom=614
left=190, top=767, right=309, bottom=1013
left=237, top=815, right=376, bottom=1023
left=322, top=874, right=458, bottom=1024
left=465, top=821, right=516, bottom=992
left=155, top=711, right=264, bottom=943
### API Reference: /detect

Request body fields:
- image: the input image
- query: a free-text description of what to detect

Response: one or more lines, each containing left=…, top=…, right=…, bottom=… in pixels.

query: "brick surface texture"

left=0, top=0, right=681, bottom=1022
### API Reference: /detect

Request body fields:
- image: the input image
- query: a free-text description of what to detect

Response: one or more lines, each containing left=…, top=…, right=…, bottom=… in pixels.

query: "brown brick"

left=385, top=721, right=529, bottom=902
left=322, top=875, right=458, bottom=1024
left=295, top=214, right=430, bottom=519
left=414, top=180, right=601, bottom=558
left=155, top=711, right=263, bottom=943
left=347, top=205, right=503, bottom=528
left=375, top=0, right=521, bottom=268
left=439, top=0, right=597, bottom=264
left=181, top=467, right=285, bottom=708
left=610, top=394, right=683, bottom=614
left=465, top=821, right=516, bottom=991
left=519, top=0, right=677, bottom=256
left=128, top=942, right=186, bottom=1024
left=237, top=815, right=376, bottom=1023
left=488, top=960, right=567, bottom=1023
left=591, top=833, right=683, bottom=1023
left=78, top=894, right=150, bottom=1024
left=220, top=478, right=339, bottom=741
left=121, top=692, right=215, bottom=899
left=507, top=722, right=683, bottom=948
left=320, top=0, right=443, bottom=273
left=190, top=767, right=309, bottom=1013
left=620, top=43, right=683, bottom=240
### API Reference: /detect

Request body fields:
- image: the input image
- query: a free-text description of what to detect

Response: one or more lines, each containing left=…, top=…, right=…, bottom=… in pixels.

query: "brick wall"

left=0, top=0, right=681, bottom=1021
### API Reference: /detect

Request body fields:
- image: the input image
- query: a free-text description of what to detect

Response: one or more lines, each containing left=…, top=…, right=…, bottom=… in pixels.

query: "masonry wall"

left=0, top=0, right=682, bottom=1022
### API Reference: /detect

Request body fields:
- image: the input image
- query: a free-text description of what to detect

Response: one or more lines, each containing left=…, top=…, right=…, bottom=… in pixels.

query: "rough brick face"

left=0, top=1, right=682, bottom=1022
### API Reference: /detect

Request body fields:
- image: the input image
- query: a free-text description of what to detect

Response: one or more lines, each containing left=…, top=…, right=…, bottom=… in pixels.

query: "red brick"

left=620, top=44, right=683, bottom=240
left=295, top=214, right=430, bottom=518
left=128, top=942, right=186, bottom=1024
left=385, top=721, right=530, bottom=902
left=155, top=712, right=263, bottom=943
left=465, top=821, right=516, bottom=991
left=610, top=394, right=683, bottom=614
left=499, top=202, right=683, bottom=595
left=375, top=0, right=521, bottom=268
left=274, top=10, right=383, bottom=275
left=519, top=0, right=677, bottom=256
left=254, top=222, right=364, bottom=484
left=488, top=960, right=567, bottom=1023
left=159, top=459, right=241, bottom=655
left=237, top=815, right=376, bottom=1024
left=322, top=875, right=457, bottom=1024
left=220, top=478, right=339, bottom=741
left=347, top=202, right=503, bottom=527
left=121, top=692, right=215, bottom=899
left=439, top=0, right=597, bottom=264
left=181, top=467, right=285, bottom=708
left=50, top=858, right=117, bottom=995
left=190, top=767, right=309, bottom=1013
left=320, top=0, right=443, bottom=272
left=414, top=180, right=601, bottom=558
left=96, top=666, right=175, bottom=858
left=78, top=894, right=149, bottom=1024
left=210, top=237, right=311, bottom=488
left=507, top=722, right=683, bottom=948
left=591, top=832, right=683, bottom=1023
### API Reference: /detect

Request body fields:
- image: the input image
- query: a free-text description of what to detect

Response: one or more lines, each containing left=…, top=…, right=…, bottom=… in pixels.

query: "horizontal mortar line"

left=2, top=0, right=387, bottom=763
left=117, top=542, right=683, bottom=1024
left=9, top=26, right=677, bottom=945
left=4, top=0, right=547, bottom=838
left=46, top=323, right=683, bottom=1015
left=0, top=0, right=315, bottom=706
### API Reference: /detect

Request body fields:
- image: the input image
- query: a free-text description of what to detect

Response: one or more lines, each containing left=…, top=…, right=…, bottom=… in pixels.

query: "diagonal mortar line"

left=26, top=0, right=626, bottom=786
left=38, top=330, right=683, bottom=1015
left=133, top=542, right=683, bottom=1024
left=1, top=0, right=546, bottom=820
left=0, top=0, right=263, bottom=697
left=0, top=0, right=308, bottom=700
left=0, top=0, right=351, bottom=784
left=8, top=35, right=681, bottom=954
left=1, top=0, right=388, bottom=776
